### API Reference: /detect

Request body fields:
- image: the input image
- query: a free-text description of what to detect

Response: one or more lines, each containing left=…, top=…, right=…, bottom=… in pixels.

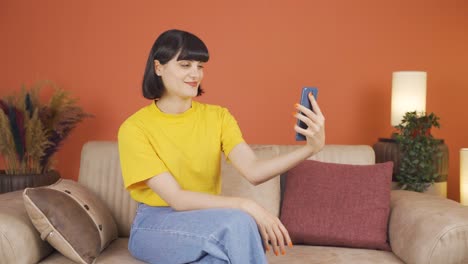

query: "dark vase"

left=373, top=138, right=449, bottom=182
left=0, top=170, right=60, bottom=194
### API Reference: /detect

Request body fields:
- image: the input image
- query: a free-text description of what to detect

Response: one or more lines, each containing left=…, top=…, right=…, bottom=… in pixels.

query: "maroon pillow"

left=280, top=160, right=393, bottom=251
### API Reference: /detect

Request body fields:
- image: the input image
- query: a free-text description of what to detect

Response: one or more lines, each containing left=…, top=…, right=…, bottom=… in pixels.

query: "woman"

left=118, top=29, right=325, bottom=264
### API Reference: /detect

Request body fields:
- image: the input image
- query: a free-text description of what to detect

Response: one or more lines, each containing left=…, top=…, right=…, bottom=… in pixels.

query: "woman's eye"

left=198, top=65, right=204, bottom=69
left=179, top=61, right=190, bottom=67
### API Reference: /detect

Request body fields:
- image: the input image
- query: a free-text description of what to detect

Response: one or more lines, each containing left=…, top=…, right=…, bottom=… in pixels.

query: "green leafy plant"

left=394, top=111, right=441, bottom=192
left=0, top=81, right=92, bottom=174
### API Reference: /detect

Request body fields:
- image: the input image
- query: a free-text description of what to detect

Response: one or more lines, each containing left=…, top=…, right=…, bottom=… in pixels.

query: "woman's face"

left=155, top=55, right=205, bottom=99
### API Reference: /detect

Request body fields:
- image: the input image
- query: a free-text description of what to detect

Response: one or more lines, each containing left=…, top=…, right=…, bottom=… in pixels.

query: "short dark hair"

left=142, top=29, right=210, bottom=99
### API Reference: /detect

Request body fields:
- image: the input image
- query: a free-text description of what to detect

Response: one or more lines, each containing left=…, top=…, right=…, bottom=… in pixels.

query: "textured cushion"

left=280, top=160, right=393, bottom=251
left=23, top=179, right=118, bottom=264
left=221, top=145, right=281, bottom=217
left=78, top=141, right=137, bottom=237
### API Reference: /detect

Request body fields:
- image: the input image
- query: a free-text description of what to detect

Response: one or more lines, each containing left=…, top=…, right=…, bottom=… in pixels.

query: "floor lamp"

left=461, top=149, right=468, bottom=205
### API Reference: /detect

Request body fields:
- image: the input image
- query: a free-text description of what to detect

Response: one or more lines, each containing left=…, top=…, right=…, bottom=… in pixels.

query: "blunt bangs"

left=153, top=30, right=209, bottom=64
left=176, top=34, right=209, bottom=63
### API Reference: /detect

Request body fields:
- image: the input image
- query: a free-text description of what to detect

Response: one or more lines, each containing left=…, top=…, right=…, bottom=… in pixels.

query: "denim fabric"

left=129, top=204, right=267, bottom=264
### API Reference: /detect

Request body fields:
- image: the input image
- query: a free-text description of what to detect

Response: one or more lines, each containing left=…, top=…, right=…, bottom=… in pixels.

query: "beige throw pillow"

left=23, top=179, right=118, bottom=264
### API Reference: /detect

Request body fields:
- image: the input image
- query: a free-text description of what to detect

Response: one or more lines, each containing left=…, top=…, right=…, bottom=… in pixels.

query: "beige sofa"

left=1, top=141, right=468, bottom=264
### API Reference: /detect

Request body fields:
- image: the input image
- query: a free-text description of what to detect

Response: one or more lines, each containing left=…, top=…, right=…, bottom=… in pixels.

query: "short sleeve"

left=221, top=108, right=245, bottom=160
left=118, top=121, right=168, bottom=190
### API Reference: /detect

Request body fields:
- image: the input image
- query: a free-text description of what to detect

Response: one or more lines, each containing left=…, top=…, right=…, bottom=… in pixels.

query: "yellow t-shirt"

left=117, top=100, right=245, bottom=206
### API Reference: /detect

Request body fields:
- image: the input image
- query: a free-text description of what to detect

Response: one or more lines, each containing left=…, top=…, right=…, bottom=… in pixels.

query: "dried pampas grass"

left=0, top=81, right=92, bottom=174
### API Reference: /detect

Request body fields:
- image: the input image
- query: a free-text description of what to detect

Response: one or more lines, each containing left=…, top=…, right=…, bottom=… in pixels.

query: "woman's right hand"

left=241, top=199, right=292, bottom=256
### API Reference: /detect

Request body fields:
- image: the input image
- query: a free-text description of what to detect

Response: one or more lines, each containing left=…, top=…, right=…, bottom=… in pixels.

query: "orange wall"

left=1, top=0, right=468, bottom=201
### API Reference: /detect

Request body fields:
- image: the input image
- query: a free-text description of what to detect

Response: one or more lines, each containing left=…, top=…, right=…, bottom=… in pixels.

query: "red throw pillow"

left=280, top=160, right=393, bottom=251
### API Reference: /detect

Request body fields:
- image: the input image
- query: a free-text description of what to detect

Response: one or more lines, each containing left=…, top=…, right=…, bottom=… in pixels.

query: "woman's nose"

left=189, top=66, right=201, bottom=78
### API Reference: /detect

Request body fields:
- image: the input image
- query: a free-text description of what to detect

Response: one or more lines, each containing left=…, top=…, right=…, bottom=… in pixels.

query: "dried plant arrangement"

left=0, top=81, right=92, bottom=174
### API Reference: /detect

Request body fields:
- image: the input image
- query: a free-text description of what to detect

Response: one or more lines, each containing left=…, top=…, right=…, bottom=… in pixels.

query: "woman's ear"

left=154, top=60, right=162, bottom=76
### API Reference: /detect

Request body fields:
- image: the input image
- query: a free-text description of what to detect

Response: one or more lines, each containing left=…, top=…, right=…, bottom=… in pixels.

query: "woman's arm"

left=146, top=171, right=244, bottom=211
left=228, top=92, right=325, bottom=185
left=228, top=143, right=317, bottom=185
left=146, top=172, right=292, bottom=256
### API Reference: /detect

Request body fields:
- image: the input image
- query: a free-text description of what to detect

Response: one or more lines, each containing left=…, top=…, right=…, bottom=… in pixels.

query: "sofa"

left=1, top=141, right=468, bottom=264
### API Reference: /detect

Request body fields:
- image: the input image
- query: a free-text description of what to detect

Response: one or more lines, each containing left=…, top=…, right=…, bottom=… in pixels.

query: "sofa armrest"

left=389, top=190, right=468, bottom=264
left=0, top=190, right=53, bottom=264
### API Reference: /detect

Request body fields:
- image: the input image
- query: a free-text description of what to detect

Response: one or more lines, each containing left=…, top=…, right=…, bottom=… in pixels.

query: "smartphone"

left=295, top=87, right=318, bottom=141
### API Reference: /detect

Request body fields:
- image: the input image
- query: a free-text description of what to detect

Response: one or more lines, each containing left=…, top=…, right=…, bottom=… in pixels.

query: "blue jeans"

left=129, top=204, right=267, bottom=264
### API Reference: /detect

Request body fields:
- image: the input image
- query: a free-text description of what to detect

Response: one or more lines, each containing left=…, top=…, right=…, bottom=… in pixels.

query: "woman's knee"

left=221, top=209, right=257, bottom=232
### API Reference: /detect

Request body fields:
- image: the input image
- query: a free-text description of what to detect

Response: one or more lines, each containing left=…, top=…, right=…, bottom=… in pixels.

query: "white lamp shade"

left=391, top=71, right=427, bottom=126
left=461, top=149, right=468, bottom=205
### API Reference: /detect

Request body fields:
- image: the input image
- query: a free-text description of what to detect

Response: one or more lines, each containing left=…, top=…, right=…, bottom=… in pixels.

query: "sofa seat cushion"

left=40, top=240, right=405, bottom=264
left=0, top=190, right=54, bottom=264
left=39, top=238, right=146, bottom=264
left=267, top=245, right=404, bottom=264
left=39, top=240, right=404, bottom=264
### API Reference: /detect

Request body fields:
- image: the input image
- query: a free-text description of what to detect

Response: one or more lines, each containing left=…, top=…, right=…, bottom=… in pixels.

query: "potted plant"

left=394, top=111, right=442, bottom=192
left=0, top=81, right=92, bottom=193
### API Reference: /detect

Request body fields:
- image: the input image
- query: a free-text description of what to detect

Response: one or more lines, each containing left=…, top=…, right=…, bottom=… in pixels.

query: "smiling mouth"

left=185, top=82, right=198, bottom=87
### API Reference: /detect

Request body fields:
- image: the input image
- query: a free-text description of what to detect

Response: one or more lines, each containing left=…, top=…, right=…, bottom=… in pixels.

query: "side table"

left=373, top=138, right=449, bottom=198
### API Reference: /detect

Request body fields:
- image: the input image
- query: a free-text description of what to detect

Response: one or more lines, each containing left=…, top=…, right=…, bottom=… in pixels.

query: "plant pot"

left=373, top=138, right=449, bottom=197
left=0, top=170, right=60, bottom=194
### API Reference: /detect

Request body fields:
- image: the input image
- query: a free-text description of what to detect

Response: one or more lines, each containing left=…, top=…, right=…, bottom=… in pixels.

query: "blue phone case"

left=296, top=87, right=318, bottom=141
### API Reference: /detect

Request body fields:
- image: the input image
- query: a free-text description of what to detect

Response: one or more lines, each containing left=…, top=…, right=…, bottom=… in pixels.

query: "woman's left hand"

left=293, top=92, right=326, bottom=154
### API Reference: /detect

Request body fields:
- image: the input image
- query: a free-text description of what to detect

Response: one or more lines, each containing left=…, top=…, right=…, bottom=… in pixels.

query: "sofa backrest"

left=78, top=141, right=375, bottom=237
